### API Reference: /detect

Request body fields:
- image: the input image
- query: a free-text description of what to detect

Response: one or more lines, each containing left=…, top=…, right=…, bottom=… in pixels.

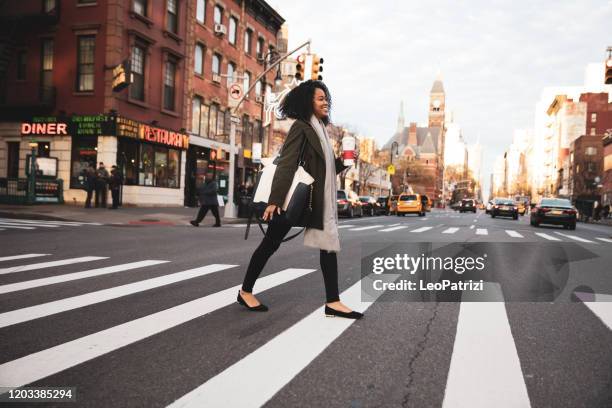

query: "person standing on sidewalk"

left=94, top=162, right=109, bottom=208
left=190, top=173, right=221, bottom=227
left=83, top=164, right=97, bottom=208
left=108, top=165, right=124, bottom=210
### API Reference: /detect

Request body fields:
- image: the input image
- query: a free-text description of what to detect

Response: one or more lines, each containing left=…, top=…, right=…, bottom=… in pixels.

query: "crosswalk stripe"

left=505, top=230, right=523, bottom=238
left=0, top=222, right=60, bottom=228
left=554, top=232, right=595, bottom=243
left=0, top=263, right=236, bottom=328
left=0, top=254, right=50, bottom=262
left=0, top=224, right=36, bottom=230
left=595, top=237, right=612, bottom=243
left=0, top=260, right=169, bottom=294
left=0, top=256, right=108, bottom=275
left=476, top=228, right=488, bottom=235
left=167, top=273, right=395, bottom=408
left=577, top=293, right=612, bottom=330
left=469, top=225, right=475, bottom=229
left=0, top=218, right=101, bottom=226
left=348, top=225, right=384, bottom=231
left=443, top=284, right=531, bottom=408
left=534, top=233, right=562, bottom=241
left=337, top=225, right=356, bottom=229
left=0, top=268, right=316, bottom=390
left=230, top=224, right=247, bottom=227
left=442, top=227, right=459, bottom=234
left=410, top=226, right=433, bottom=233
left=379, top=226, right=409, bottom=232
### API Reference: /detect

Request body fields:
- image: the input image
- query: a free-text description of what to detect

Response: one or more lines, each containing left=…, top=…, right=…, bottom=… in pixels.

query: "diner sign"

left=139, top=124, right=189, bottom=149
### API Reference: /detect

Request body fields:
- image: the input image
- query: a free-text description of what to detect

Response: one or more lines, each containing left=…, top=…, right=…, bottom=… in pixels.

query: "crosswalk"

left=0, top=217, right=102, bottom=233
left=0, top=251, right=610, bottom=407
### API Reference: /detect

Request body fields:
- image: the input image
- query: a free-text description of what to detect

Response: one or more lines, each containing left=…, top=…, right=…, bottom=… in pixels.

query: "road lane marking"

left=534, top=233, right=562, bottom=241
left=0, top=263, right=236, bottom=328
left=0, top=218, right=101, bottom=226
left=410, top=226, right=433, bottom=233
left=0, top=254, right=50, bottom=262
left=553, top=232, right=595, bottom=243
left=337, top=225, right=356, bottom=229
left=0, top=260, right=169, bottom=294
left=576, top=293, right=612, bottom=330
left=0, top=256, right=108, bottom=275
left=469, top=225, right=475, bottom=229
left=505, top=230, right=523, bottom=238
left=0, top=225, right=35, bottom=230
left=0, top=222, right=59, bottom=228
left=476, top=229, right=488, bottom=235
left=348, top=225, right=384, bottom=231
left=379, top=226, right=409, bottom=232
left=442, top=228, right=459, bottom=234
left=595, top=237, right=612, bottom=243
left=0, top=268, right=317, bottom=390
left=443, top=283, right=531, bottom=408
left=167, top=273, right=396, bottom=408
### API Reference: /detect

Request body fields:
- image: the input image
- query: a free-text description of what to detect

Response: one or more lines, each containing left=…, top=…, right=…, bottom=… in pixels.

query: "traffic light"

left=606, top=58, right=612, bottom=85
left=295, top=54, right=306, bottom=80
left=311, top=55, right=324, bottom=81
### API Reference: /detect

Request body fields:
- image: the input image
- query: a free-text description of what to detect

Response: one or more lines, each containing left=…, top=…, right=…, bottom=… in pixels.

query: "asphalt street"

left=0, top=208, right=611, bottom=408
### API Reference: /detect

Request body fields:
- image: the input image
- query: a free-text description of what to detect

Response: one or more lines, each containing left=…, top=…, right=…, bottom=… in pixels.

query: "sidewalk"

left=0, top=204, right=247, bottom=226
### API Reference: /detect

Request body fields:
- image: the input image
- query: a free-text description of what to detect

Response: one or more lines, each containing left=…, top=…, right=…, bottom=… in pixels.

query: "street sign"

left=387, top=164, right=395, bottom=175
left=230, top=115, right=240, bottom=124
left=252, top=142, right=262, bottom=163
left=228, top=83, right=243, bottom=109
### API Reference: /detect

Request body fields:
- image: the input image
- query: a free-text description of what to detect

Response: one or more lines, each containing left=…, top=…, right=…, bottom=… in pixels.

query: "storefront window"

left=38, top=142, right=51, bottom=158
left=117, top=139, right=139, bottom=185
left=168, top=149, right=180, bottom=188
left=154, top=146, right=168, bottom=187
left=140, top=143, right=154, bottom=186
left=70, top=136, right=97, bottom=189
left=118, top=139, right=181, bottom=188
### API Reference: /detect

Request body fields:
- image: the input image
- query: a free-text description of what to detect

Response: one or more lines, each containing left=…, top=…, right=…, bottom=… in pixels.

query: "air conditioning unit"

left=214, top=24, right=227, bottom=36
left=256, top=95, right=263, bottom=103
left=212, top=74, right=221, bottom=83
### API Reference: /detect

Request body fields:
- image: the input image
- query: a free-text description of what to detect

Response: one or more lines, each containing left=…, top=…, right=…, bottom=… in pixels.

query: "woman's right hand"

left=262, top=204, right=281, bottom=221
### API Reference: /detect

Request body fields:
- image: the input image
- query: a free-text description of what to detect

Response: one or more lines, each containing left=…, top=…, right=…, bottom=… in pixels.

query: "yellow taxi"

left=396, top=193, right=426, bottom=217
left=516, top=201, right=526, bottom=215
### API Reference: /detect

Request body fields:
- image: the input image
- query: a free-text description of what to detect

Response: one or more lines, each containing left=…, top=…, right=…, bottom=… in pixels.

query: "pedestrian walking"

left=603, top=203, right=610, bottom=220
left=83, top=164, right=97, bottom=208
left=190, top=173, right=221, bottom=227
left=108, top=165, right=123, bottom=210
left=593, top=200, right=601, bottom=221
left=94, top=162, right=109, bottom=208
left=238, top=80, right=363, bottom=319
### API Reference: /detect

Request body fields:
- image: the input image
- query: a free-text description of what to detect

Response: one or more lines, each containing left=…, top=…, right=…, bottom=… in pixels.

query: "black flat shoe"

left=190, top=220, right=199, bottom=227
left=237, top=291, right=268, bottom=312
left=325, top=305, right=363, bottom=319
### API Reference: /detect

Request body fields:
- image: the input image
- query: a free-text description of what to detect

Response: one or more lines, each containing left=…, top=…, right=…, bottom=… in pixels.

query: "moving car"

left=530, top=197, right=577, bottom=230
left=459, top=199, right=477, bottom=213
left=376, top=196, right=390, bottom=215
left=337, top=190, right=363, bottom=218
left=420, top=195, right=432, bottom=212
left=388, top=195, right=399, bottom=215
left=516, top=201, right=526, bottom=216
left=359, top=196, right=378, bottom=216
left=490, top=198, right=518, bottom=220
left=485, top=200, right=494, bottom=214
left=396, top=193, right=425, bottom=216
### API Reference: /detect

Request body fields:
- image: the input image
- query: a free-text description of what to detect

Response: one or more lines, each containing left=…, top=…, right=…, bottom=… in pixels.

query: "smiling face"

left=312, top=87, right=329, bottom=120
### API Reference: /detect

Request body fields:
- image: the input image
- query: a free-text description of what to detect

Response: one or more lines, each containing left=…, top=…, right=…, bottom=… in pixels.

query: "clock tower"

left=428, top=77, right=445, bottom=129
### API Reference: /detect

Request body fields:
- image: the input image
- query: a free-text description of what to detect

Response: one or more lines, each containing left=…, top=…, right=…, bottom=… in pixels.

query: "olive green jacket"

left=268, top=119, right=347, bottom=230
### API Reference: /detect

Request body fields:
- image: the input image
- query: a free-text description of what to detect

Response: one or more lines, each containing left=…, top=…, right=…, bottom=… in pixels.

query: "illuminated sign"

left=139, top=124, right=189, bottom=149
left=71, top=115, right=114, bottom=136
left=112, top=60, right=131, bottom=92
left=116, top=116, right=139, bottom=139
left=21, top=122, right=68, bottom=135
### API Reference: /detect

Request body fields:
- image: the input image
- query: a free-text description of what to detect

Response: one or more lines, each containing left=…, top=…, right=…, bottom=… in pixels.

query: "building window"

left=132, top=142, right=181, bottom=188
left=213, top=5, right=222, bottom=25
left=192, top=96, right=202, bottom=134
left=255, top=80, right=262, bottom=99
left=242, top=115, right=252, bottom=149
left=41, top=39, right=54, bottom=101
left=585, top=146, right=597, bottom=156
left=37, top=141, right=51, bottom=158
left=77, top=36, right=95, bottom=92
left=591, top=113, right=597, bottom=123
left=228, top=17, right=237, bottom=45
left=244, top=29, right=252, bottom=55
left=194, top=43, right=204, bottom=75
left=117, top=139, right=139, bottom=185
left=44, top=0, right=56, bottom=12
left=166, top=0, right=178, bottom=33
left=7, top=142, right=20, bottom=179
left=163, top=59, right=176, bottom=111
left=226, top=62, right=236, bottom=86
left=256, top=37, right=264, bottom=59
left=130, top=45, right=145, bottom=101
left=70, top=136, right=98, bottom=189
left=133, top=0, right=147, bottom=16
left=217, top=107, right=225, bottom=139
left=590, top=127, right=596, bottom=136
left=212, top=53, right=221, bottom=76
left=209, top=103, right=218, bottom=138
left=196, top=0, right=206, bottom=24
left=16, top=51, right=26, bottom=80
left=587, top=162, right=595, bottom=172
left=243, top=71, right=250, bottom=97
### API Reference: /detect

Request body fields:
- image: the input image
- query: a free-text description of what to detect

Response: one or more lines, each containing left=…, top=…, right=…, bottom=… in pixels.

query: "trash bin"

left=238, top=195, right=252, bottom=218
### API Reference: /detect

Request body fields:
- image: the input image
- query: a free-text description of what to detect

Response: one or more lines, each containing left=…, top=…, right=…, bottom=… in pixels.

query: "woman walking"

left=238, top=80, right=363, bottom=319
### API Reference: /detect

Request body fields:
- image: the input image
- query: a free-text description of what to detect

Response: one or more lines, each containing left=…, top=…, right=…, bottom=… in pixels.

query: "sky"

left=268, top=0, right=612, bottom=196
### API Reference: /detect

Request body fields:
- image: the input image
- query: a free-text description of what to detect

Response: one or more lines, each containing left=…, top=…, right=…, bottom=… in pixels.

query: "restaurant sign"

left=139, top=124, right=189, bottom=149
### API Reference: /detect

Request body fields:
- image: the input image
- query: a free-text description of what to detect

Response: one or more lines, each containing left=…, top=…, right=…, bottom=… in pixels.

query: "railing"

left=0, top=178, right=64, bottom=205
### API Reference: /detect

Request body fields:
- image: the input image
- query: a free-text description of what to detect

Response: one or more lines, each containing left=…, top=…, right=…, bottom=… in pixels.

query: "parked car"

left=337, top=190, right=363, bottom=218
left=388, top=195, right=399, bottom=215
left=490, top=198, right=518, bottom=220
left=359, top=196, right=378, bottom=216
left=459, top=199, right=477, bottom=213
left=530, top=197, right=577, bottom=230
left=376, top=196, right=390, bottom=215
left=420, top=195, right=432, bottom=212
left=397, top=193, right=426, bottom=216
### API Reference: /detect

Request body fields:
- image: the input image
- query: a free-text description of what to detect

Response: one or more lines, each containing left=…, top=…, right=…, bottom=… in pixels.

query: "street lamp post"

left=390, top=141, right=399, bottom=194
left=27, top=140, right=38, bottom=204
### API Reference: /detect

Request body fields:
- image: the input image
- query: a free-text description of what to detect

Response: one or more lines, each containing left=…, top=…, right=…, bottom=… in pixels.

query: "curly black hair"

left=279, top=80, right=332, bottom=125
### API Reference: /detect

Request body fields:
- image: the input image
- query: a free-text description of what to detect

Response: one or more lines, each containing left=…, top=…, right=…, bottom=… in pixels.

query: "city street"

left=1, top=208, right=611, bottom=407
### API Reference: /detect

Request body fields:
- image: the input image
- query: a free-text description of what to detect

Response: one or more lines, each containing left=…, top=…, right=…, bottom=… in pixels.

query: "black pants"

left=95, top=185, right=107, bottom=208
left=85, top=188, right=94, bottom=208
left=195, top=205, right=221, bottom=225
left=111, top=188, right=120, bottom=209
left=241, top=216, right=340, bottom=303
